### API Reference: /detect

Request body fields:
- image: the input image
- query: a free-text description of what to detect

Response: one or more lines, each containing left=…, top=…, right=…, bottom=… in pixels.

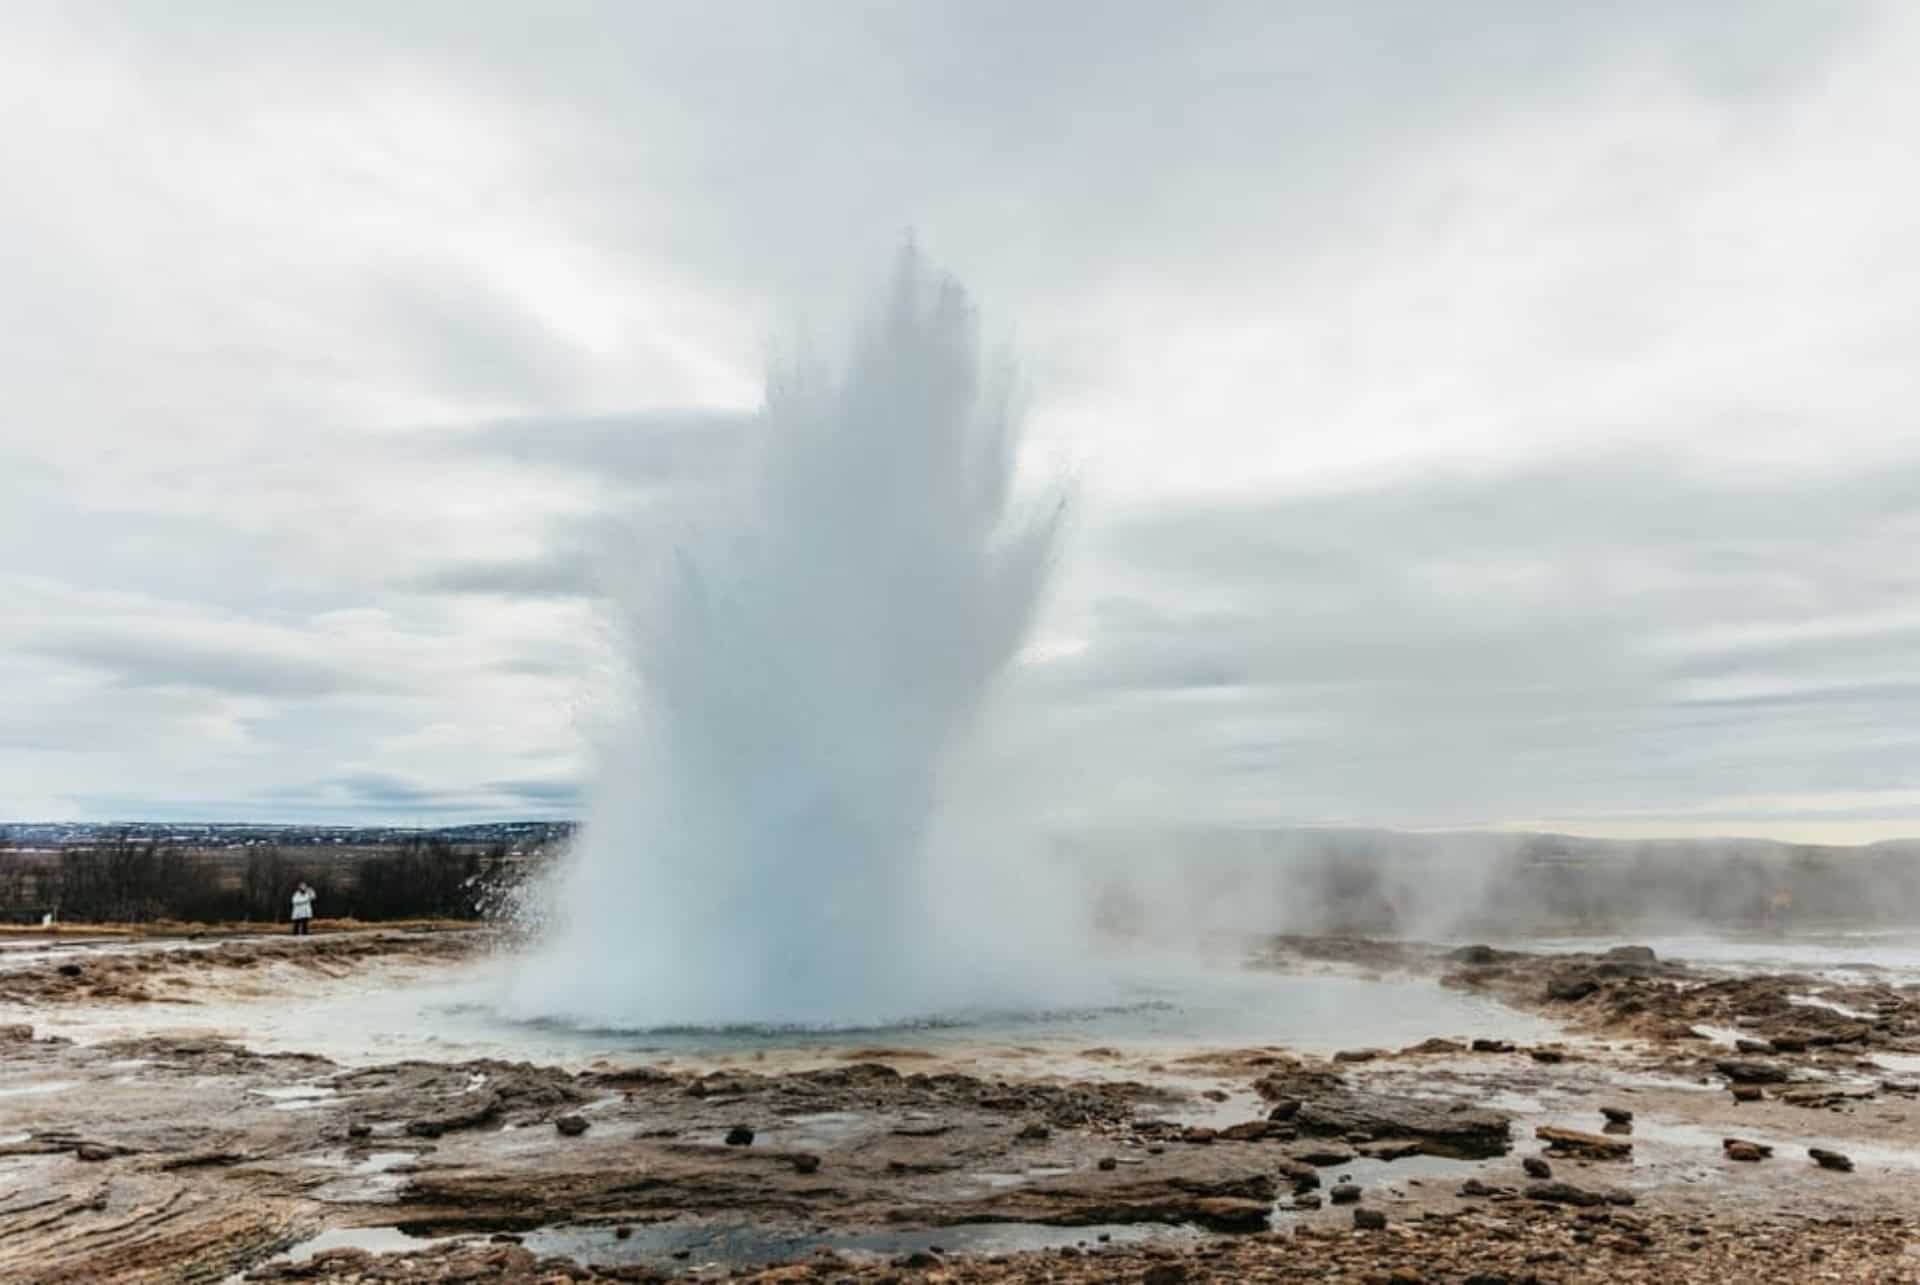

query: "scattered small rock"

left=1329, top=1182, right=1362, bottom=1204
left=1523, top=1157, right=1552, bottom=1179
left=725, top=1125, right=755, bottom=1146
left=791, top=1153, right=821, bottom=1174
left=1470, top=1039, right=1515, bottom=1054
left=1809, top=1147, right=1854, bottom=1172
left=1016, top=1122, right=1051, bottom=1143
left=1723, top=1138, right=1772, bottom=1162
left=1352, top=1207, right=1387, bottom=1230
left=1717, top=1059, right=1790, bottom=1084
left=1097, top=1157, right=1118, bottom=1171
left=554, top=1115, right=589, bottom=1137
left=1600, top=1106, right=1634, bottom=1126
left=1731, top=1084, right=1764, bottom=1103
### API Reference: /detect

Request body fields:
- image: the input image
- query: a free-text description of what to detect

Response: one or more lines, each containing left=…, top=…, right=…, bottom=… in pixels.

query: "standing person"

left=290, top=881, right=315, bottom=936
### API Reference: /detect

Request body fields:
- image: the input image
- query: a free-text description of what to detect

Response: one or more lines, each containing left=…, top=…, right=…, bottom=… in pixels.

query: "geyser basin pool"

left=2, top=947, right=1559, bottom=1069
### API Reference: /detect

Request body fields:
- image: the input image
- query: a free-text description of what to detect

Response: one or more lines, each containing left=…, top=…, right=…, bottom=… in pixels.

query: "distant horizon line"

left=5, top=817, right=1919, bottom=852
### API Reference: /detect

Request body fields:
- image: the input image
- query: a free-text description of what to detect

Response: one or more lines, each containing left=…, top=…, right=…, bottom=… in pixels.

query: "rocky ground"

left=7, top=930, right=1920, bottom=1282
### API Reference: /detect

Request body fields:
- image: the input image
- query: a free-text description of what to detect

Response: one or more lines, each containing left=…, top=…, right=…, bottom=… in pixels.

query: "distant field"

left=0, top=833, right=556, bottom=926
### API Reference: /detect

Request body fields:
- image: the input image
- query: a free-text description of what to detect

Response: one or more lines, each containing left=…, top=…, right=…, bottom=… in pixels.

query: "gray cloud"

left=451, top=412, right=750, bottom=484
left=417, top=550, right=599, bottom=600
left=486, top=778, right=586, bottom=809
left=31, top=627, right=371, bottom=699
left=1011, top=449, right=1920, bottom=831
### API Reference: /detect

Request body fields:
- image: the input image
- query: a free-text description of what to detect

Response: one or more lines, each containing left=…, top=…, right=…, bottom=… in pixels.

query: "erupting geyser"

left=508, top=247, right=1074, bottom=1027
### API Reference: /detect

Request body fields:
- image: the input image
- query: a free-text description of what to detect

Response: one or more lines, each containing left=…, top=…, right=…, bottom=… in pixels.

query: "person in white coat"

left=290, top=881, right=316, bottom=936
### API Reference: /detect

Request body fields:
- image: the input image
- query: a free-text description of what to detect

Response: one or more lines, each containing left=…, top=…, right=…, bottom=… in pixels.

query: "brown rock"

left=1353, top=1206, right=1387, bottom=1229
left=1402, top=1038, right=1465, bottom=1055
left=406, top=1091, right=501, bottom=1138
left=1276, top=1158, right=1322, bottom=1191
left=1546, top=972, right=1600, bottom=1002
left=1294, top=1091, right=1511, bottom=1159
left=1535, top=1126, right=1632, bottom=1160
left=1723, top=1138, right=1772, bottom=1162
left=1526, top=1180, right=1605, bottom=1206
left=1809, top=1147, right=1854, bottom=1172
left=1357, top=1139, right=1423, bottom=1161
left=1218, top=1121, right=1273, bottom=1142
left=1297, top=1145, right=1357, bottom=1166
left=1187, top=1197, right=1271, bottom=1231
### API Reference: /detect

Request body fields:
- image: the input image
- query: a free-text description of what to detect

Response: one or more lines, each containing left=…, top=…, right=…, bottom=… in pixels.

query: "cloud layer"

left=3, top=2, right=1917, bottom=837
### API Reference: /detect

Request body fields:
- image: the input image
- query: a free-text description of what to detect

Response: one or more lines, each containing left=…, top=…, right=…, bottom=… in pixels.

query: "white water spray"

left=508, top=248, right=1076, bottom=1027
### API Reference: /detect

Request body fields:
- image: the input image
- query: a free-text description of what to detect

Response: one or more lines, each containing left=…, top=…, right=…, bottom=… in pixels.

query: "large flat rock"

left=1292, top=1091, right=1511, bottom=1159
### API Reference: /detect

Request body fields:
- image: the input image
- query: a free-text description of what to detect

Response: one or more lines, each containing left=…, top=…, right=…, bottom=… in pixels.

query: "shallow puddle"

left=519, top=1218, right=1188, bottom=1270
left=0, top=1081, right=76, bottom=1099
left=249, top=1084, right=338, bottom=1111
left=1624, top=1116, right=1920, bottom=1173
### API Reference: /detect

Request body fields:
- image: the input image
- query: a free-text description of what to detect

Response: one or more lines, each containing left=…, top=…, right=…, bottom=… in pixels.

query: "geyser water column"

left=510, top=248, right=1068, bottom=1028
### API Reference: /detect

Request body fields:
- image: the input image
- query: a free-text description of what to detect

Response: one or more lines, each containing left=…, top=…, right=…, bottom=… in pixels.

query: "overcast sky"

left=5, top=1, right=1919, bottom=841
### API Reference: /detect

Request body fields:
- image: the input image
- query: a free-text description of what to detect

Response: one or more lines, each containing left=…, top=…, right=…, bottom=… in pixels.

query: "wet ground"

left=6, top=927, right=1920, bottom=1282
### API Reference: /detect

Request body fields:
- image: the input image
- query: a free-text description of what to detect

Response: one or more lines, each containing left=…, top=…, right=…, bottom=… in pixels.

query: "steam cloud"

left=507, top=248, right=1077, bottom=1027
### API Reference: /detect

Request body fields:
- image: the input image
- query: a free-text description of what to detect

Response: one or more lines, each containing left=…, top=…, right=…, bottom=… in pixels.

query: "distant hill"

left=0, top=820, right=577, bottom=851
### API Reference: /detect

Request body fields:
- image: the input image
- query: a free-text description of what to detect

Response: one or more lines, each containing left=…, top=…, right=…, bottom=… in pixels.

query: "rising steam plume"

left=508, top=247, right=1072, bottom=1027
